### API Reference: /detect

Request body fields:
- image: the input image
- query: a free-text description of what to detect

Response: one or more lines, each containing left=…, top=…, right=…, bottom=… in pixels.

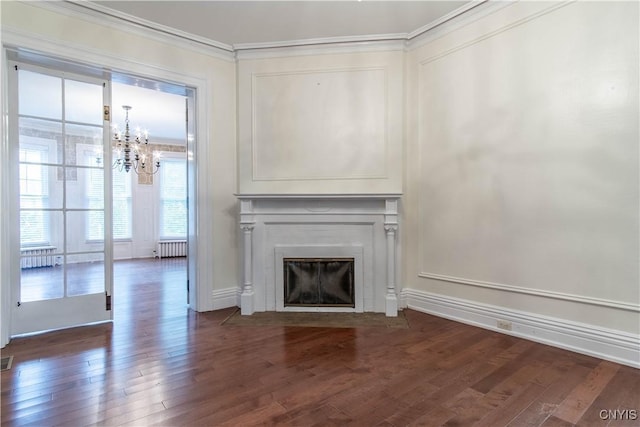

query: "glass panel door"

left=11, top=63, right=112, bottom=334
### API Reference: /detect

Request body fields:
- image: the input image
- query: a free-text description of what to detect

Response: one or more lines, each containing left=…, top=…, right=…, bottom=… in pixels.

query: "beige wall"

left=404, top=1, right=639, bottom=334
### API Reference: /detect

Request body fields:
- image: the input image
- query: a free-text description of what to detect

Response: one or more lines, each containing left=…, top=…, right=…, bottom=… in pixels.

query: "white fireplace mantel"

left=236, top=193, right=401, bottom=317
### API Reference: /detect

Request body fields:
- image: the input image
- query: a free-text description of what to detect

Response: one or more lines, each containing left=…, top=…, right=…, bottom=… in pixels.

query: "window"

left=19, top=146, right=49, bottom=246
left=112, top=168, right=132, bottom=240
left=86, top=162, right=132, bottom=241
left=160, top=157, right=187, bottom=238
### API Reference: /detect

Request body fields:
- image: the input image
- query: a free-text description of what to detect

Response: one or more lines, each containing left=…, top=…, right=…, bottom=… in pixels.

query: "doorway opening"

left=110, top=74, right=192, bottom=313
left=8, top=50, right=197, bottom=337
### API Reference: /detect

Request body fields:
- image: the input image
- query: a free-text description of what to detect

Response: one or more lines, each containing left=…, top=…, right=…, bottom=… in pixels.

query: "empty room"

left=1, top=1, right=638, bottom=425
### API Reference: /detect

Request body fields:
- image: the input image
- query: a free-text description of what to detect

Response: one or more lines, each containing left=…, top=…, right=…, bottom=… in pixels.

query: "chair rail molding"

left=418, top=271, right=640, bottom=313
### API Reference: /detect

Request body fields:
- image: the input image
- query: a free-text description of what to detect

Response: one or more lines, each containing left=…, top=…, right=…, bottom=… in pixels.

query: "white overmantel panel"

left=237, top=194, right=401, bottom=316
left=237, top=50, right=403, bottom=195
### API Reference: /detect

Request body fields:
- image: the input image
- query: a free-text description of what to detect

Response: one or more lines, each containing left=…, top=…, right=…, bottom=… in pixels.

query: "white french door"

left=10, top=62, right=113, bottom=334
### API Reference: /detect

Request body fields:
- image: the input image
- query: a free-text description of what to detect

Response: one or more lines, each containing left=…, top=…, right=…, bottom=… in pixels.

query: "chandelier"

left=110, top=105, right=160, bottom=174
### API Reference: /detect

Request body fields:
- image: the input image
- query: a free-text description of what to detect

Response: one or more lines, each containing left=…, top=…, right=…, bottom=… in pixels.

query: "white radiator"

left=21, top=246, right=56, bottom=269
left=156, top=240, right=187, bottom=258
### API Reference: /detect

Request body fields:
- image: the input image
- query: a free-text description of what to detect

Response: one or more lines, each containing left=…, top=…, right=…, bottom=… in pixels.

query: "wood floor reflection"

left=2, top=258, right=639, bottom=426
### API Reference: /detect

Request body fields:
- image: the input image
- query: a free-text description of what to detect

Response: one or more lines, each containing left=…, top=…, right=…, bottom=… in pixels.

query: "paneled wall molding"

left=238, top=50, right=402, bottom=195
left=250, top=67, right=389, bottom=182
left=401, top=289, right=640, bottom=369
left=418, top=272, right=640, bottom=313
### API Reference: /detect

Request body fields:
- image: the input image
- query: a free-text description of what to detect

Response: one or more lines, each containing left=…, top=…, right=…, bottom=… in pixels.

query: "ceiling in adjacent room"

left=88, top=1, right=477, bottom=48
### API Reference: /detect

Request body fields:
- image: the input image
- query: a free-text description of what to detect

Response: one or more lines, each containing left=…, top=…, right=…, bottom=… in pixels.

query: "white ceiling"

left=89, top=1, right=476, bottom=48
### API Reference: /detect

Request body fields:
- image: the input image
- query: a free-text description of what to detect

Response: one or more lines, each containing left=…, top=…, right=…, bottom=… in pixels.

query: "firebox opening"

left=284, top=258, right=355, bottom=307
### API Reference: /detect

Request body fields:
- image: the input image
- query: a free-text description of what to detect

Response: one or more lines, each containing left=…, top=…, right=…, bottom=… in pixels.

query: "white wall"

left=237, top=49, right=404, bottom=195
left=403, top=1, right=639, bottom=363
left=1, top=1, right=239, bottom=316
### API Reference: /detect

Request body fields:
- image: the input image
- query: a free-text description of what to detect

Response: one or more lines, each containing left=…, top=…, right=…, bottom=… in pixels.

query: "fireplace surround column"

left=239, top=199, right=255, bottom=315
left=384, top=199, right=399, bottom=316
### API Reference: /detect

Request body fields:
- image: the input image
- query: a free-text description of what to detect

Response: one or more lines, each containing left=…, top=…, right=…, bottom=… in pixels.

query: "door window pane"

left=19, top=210, right=63, bottom=254
left=19, top=120, right=62, bottom=165
left=20, top=263, right=64, bottom=302
left=19, top=164, right=63, bottom=210
left=20, top=210, right=49, bottom=247
left=66, top=211, right=104, bottom=252
left=65, top=166, right=104, bottom=210
left=18, top=70, right=62, bottom=120
left=66, top=123, right=103, bottom=167
left=65, top=79, right=104, bottom=125
left=67, top=253, right=104, bottom=296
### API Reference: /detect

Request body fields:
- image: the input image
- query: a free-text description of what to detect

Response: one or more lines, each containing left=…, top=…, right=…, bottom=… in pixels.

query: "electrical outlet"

left=497, top=320, right=512, bottom=331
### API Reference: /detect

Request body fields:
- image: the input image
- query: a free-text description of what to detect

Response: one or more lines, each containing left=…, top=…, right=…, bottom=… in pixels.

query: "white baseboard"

left=401, top=288, right=640, bottom=369
left=212, top=287, right=240, bottom=311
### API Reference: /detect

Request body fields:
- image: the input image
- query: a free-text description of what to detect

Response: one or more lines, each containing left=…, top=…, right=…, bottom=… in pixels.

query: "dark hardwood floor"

left=1, top=258, right=639, bottom=426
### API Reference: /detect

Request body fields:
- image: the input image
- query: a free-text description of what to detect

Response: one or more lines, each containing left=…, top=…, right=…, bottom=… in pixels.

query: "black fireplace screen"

left=284, top=258, right=355, bottom=307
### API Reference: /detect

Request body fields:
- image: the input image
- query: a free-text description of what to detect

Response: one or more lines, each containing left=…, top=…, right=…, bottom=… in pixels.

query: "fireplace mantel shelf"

left=235, top=193, right=402, bottom=200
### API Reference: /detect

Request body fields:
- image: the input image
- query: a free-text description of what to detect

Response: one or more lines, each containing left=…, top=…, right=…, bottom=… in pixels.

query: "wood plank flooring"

left=1, top=258, right=639, bottom=426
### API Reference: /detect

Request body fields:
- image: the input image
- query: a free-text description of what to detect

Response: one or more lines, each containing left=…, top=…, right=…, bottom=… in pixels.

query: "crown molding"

left=234, top=39, right=407, bottom=60
left=64, top=0, right=234, bottom=52
left=407, top=0, right=488, bottom=40
left=32, top=1, right=235, bottom=61
left=233, top=32, right=407, bottom=52
left=26, top=0, right=493, bottom=60
left=406, top=0, right=516, bottom=50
